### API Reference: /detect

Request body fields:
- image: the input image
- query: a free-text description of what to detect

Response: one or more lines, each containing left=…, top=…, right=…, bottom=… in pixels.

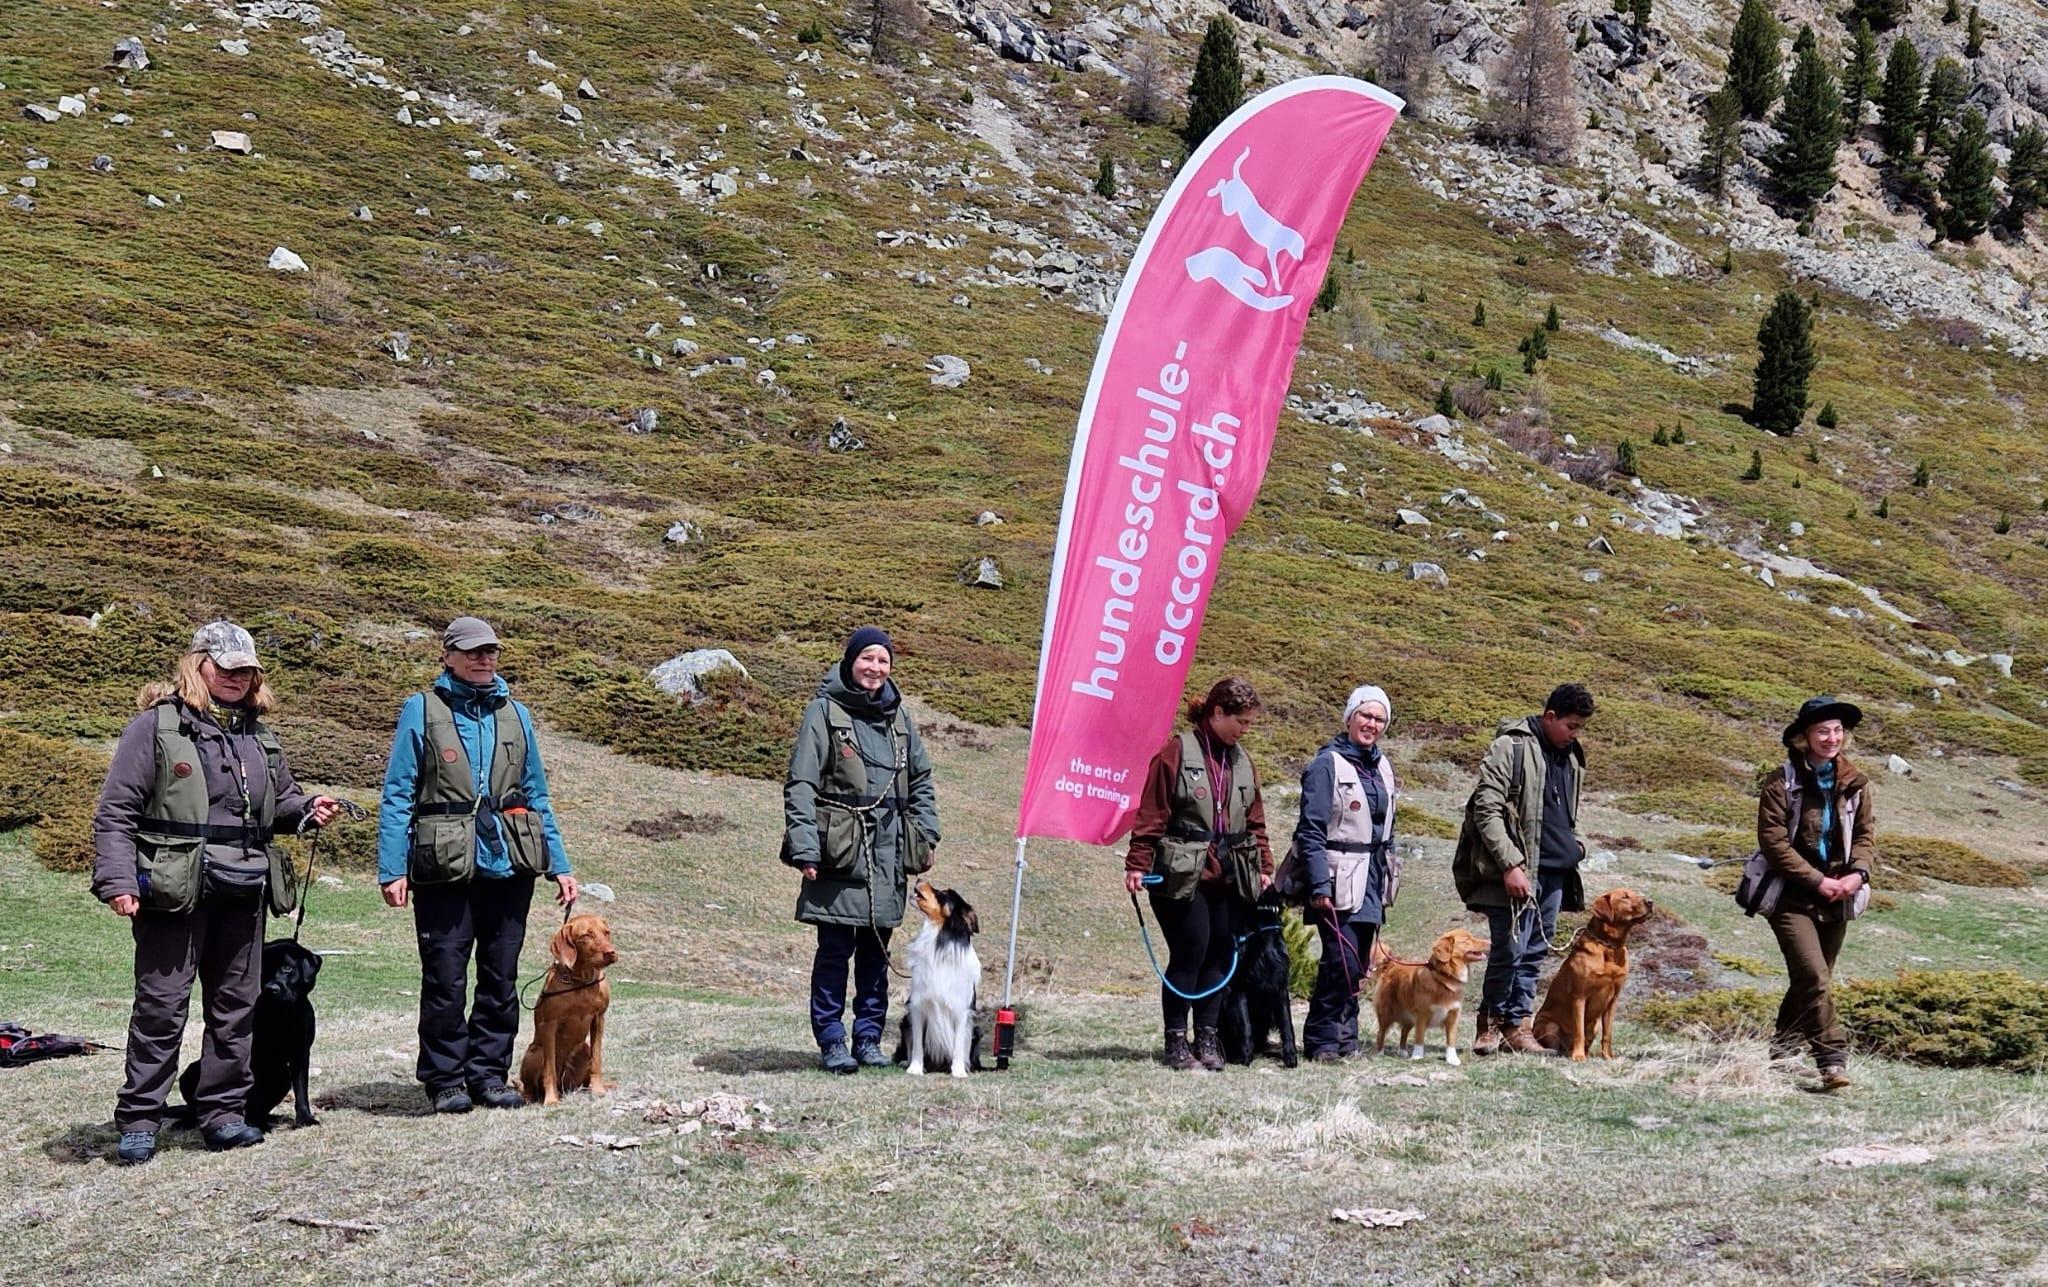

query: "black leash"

left=516, top=893, right=596, bottom=1009
left=289, top=798, right=370, bottom=941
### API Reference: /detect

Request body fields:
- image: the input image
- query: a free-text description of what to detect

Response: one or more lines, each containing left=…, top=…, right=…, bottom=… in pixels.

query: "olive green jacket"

left=1452, top=717, right=1586, bottom=911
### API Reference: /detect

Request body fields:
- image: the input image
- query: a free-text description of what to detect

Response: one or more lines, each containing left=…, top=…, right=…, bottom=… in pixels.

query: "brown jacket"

left=1123, top=730, right=1273, bottom=880
left=1757, top=755, right=1874, bottom=917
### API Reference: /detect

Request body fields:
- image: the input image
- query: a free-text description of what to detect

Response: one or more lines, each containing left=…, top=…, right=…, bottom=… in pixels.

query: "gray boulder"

left=651, top=649, right=750, bottom=703
left=963, top=556, right=1005, bottom=589
left=1409, top=561, right=1449, bottom=587
left=112, top=36, right=151, bottom=71
left=629, top=407, right=660, bottom=434
left=927, top=354, right=971, bottom=388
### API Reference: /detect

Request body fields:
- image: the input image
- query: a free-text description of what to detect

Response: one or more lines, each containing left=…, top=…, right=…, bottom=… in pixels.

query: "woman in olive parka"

left=782, top=627, right=939, bottom=1073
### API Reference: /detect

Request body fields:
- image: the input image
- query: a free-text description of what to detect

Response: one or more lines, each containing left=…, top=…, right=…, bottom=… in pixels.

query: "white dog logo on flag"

left=1184, top=148, right=1307, bottom=312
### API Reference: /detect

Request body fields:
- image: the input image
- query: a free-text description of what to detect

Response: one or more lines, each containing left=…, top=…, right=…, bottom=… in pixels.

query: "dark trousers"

left=1768, top=907, right=1849, bottom=1067
left=1151, top=881, right=1241, bottom=1034
left=810, top=923, right=891, bottom=1048
left=412, top=875, right=534, bottom=1092
left=116, top=895, right=264, bottom=1133
left=1480, top=868, right=1566, bottom=1026
left=1304, top=909, right=1378, bottom=1056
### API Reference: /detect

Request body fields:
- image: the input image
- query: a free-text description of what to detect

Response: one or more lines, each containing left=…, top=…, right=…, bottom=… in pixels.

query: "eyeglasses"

left=456, top=646, right=501, bottom=659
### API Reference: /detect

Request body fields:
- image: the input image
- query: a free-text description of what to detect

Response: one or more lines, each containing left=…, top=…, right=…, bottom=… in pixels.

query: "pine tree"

left=1631, top=0, right=1652, bottom=32
left=1876, top=495, right=1890, bottom=516
left=1485, top=366, right=1505, bottom=390
left=1182, top=17, right=1245, bottom=152
left=1843, top=20, right=1878, bottom=133
left=1994, top=512, right=2013, bottom=534
left=1545, top=302, right=1561, bottom=331
left=1940, top=108, right=1996, bottom=240
left=1742, top=449, right=1765, bottom=480
left=1378, top=0, right=1436, bottom=113
left=1314, top=271, right=1342, bottom=312
left=1473, top=301, right=1487, bottom=326
left=1817, top=400, right=1839, bottom=428
left=1727, top=0, right=1784, bottom=119
left=1912, top=460, right=1930, bottom=486
left=1617, top=438, right=1640, bottom=476
left=1998, top=124, right=2046, bottom=235
left=1878, top=37, right=1923, bottom=163
left=1941, top=0, right=1960, bottom=22
left=1701, top=84, right=1744, bottom=201
left=1522, top=347, right=1538, bottom=374
left=1652, top=426, right=1671, bottom=445
left=1484, top=0, right=1578, bottom=160
left=1807, top=440, right=1823, bottom=462
left=1434, top=382, right=1456, bottom=416
left=1671, top=424, right=1688, bottom=443
left=1793, top=23, right=1816, bottom=55
left=1752, top=289, right=1817, bottom=435
left=1093, top=153, right=1117, bottom=198
left=1769, top=29, right=1845, bottom=212
left=1849, top=0, right=1906, bottom=32
left=1921, top=57, right=1968, bottom=157
left=1965, top=5, right=1984, bottom=56
left=1122, top=28, right=1168, bottom=124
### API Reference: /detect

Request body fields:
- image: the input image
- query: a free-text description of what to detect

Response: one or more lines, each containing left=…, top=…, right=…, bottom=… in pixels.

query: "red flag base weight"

left=993, top=1008, right=1017, bottom=1070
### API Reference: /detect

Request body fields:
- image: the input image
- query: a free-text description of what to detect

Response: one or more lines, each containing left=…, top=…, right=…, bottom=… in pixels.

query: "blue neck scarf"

left=1812, top=759, right=1837, bottom=869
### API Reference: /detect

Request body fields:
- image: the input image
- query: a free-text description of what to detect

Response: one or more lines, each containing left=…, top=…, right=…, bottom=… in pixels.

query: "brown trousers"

left=1767, top=906, right=1849, bottom=1067
left=116, top=895, right=264, bottom=1132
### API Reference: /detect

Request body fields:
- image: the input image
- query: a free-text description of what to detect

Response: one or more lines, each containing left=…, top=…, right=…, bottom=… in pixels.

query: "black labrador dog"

left=1220, top=894, right=1298, bottom=1068
left=178, top=938, right=322, bottom=1128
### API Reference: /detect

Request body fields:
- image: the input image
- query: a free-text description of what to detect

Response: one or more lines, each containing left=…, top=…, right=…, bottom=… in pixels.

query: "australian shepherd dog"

left=894, top=881, right=984, bottom=1077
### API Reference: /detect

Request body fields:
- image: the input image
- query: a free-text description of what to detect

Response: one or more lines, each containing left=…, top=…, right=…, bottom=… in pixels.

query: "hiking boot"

left=115, top=1130, right=157, bottom=1166
left=470, top=1082, right=524, bottom=1109
left=819, top=1042, right=858, bottom=1075
left=430, top=1086, right=474, bottom=1114
left=1309, top=1049, right=1343, bottom=1064
left=1163, top=1031, right=1201, bottom=1071
left=1817, top=1064, right=1853, bottom=1092
left=1471, top=1014, right=1505, bottom=1057
left=1194, top=1026, right=1226, bottom=1071
left=852, top=1039, right=890, bottom=1068
left=202, top=1121, right=265, bottom=1151
left=1502, top=1022, right=1550, bottom=1056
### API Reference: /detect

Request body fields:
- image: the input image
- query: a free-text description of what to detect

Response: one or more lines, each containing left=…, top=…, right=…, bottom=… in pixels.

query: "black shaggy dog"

left=1220, top=894, right=1298, bottom=1068
left=178, top=938, right=322, bottom=1128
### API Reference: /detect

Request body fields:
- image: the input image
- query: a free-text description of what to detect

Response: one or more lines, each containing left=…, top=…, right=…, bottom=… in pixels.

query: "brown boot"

left=1471, top=1014, right=1505, bottom=1057
left=1163, top=1031, right=1201, bottom=1071
left=1817, top=1063, right=1852, bottom=1092
left=1502, top=1022, right=1550, bottom=1056
left=1194, top=1027, right=1226, bottom=1071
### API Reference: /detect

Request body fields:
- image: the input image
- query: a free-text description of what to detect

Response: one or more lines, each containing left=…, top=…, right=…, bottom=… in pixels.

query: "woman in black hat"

left=1756, top=696, right=1876, bottom=1090
left=781, top=627, right=940, bottom=1074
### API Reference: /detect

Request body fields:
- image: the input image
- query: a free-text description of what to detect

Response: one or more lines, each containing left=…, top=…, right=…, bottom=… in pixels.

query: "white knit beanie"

left=1344, top=684, right=1391, bottom=724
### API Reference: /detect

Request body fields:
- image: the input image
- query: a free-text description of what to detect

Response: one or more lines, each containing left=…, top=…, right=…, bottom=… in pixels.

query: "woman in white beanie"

left=1290, top=684, right=1398, bottom=1061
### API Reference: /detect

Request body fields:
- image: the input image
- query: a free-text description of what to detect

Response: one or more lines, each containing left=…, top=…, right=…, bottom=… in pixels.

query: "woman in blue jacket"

left=377, top=616, right=577, bottom=1113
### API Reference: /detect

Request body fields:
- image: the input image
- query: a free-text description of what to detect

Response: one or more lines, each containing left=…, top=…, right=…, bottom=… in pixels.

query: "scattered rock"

left=210, top=130, right=253, bottom=154
left=22, top=104, right=60, bottom=124
left=381, top=331, right=411, bottom=362
left=1330, top=1208, right=1426, bottom=1228
left=663, top=520, right=702, bottom=546
left=219, top=39, right=250, bottom=56
left=1757, top=567, right=1777, bottom=589
left=1989, top=653, right=2014, bottom=677
left=827, top=416, right=864, bottom=452
left=467, top=163, right=509, bottom=183
left=926, top=354, right=971, bottom=388
left=1409, top=562, right=1449, bottom=588
left=649, top=649, right=750, bottom=703
left=669, top=337, right=699, bottom=358
left=91, top=154, right=114, bottom=173
left=1788, top=521, right=1805, bottom=537
left=577, top=77, right=599, bottom=99
left=526, top=49, right=557, bottom=70
left=57, top=95, right=87, bottom=117
left=111, top=36, right=150, bottom=71
left=628, top=407, right=660, bottom=434
left=535, top=80, right=564, bottom=101
left=1587, top=535, right=1614, bottom=555
left=1581, top=569, right=1604, bottom=583
left=559, top=103, right=583, bottom=123
left=144, top=194, right=165, bottom=208
left=267, top=246, right=308, bottom=273
left=1412, top=414, right=1454, bottom=433
left=1886, top=754, right=1913, bottom=777
left=1394, top=509, right=1431, bottom=529
left=353, top=204, right=373, bottom=220
left=5, top=194, right=33, bottom=212
left=962, top=556, right=1005, bottom=589
left=975, top=510, right=1003, bottom=527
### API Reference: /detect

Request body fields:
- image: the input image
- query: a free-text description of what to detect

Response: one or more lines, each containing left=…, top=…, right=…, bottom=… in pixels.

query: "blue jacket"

left=1291, top=733, right=1394, bottom=922
left=376, top=672, right=571, bottom=883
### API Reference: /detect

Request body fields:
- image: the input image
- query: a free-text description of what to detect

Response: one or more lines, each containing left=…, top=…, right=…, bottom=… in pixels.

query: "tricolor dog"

left=895, top=881, right=983, bottom=1077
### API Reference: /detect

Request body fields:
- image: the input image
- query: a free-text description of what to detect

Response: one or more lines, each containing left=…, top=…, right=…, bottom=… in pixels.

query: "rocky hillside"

left=4, top=0, right=2047, bottom=864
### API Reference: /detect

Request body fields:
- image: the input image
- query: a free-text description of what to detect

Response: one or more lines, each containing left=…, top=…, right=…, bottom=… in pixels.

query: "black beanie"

left=840, top=626, right=894, bottom=682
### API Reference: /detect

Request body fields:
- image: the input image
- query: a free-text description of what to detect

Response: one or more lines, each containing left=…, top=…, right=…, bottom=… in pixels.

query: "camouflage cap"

left=190, top=620, right=262, bottom=671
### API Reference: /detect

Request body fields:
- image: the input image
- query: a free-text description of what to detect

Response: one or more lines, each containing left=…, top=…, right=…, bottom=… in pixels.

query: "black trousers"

left=1304, top=909, right=1379, bottom=1057
left=412, top=875, right=534, bottom=1092
left=116, top=895, right=264, bottom=1132
left=809, top=923, right=892, bottom=1048
left=1151, top=881, right=1241, bottom=1034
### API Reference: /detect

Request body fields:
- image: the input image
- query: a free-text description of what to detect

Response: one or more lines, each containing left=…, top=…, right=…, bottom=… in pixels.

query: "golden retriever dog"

left=1372, top=928, right=1491, bottom=1065
left=1532, top=889, right=1654, bottom=1061
left=518, top=914, right=619, bottom=1104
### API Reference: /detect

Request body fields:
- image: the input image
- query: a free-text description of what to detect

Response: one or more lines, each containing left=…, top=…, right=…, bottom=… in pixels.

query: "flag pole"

left=994, top=836, right=1028, bottom=1068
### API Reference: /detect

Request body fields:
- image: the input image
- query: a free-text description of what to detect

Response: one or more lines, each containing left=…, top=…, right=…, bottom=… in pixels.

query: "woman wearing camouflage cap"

left=91, top=621, right=341, bottom=1165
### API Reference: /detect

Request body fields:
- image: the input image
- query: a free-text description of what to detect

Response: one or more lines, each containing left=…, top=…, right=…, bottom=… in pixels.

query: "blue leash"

left=1129, top=874, right=1248, bottom=1002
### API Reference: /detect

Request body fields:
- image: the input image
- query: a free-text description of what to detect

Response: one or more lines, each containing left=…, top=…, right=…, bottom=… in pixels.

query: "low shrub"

left=0, top=728, right=105, bottom=872
left=1636, top=988, right=1777, bottom=1040
left=1838, top=971, right=2048, bottom=1073
left=1882, top=835, right=2030, bottom=888
left=1399, top=806, right=1457, bottom=839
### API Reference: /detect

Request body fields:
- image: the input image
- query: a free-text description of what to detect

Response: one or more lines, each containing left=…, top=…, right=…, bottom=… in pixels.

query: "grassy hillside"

left=5, top=0, right=2048, bottom=847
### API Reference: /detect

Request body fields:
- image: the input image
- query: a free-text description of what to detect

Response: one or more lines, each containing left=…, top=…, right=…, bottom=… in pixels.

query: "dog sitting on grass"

left=178, top=937, right=322, bottom=1129
left=517, top=914, right=618, bottom=1105
left=1220, top=894, right=1299, bottom=1068
left=894, top=881, right=983, bottom=1077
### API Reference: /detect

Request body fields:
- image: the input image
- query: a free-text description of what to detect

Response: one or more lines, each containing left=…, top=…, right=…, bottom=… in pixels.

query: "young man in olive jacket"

left=1451, top=683, right=1594, bottom=1056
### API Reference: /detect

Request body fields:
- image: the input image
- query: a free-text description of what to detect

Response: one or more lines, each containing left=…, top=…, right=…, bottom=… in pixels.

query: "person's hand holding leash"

left=802, top=864, right=819, bottom=882
left=381, top=877, right=409, bottom=908
left=1312, top=894, right=1334, bottom=913
left=307, top=795, right=342, bottom=827
left=553, top=873, right=580, bottom=906
left=1503, top=864, right=1534, bottom=901
left=1124, top=870, right=1146, bottom=895
left=109, top=894, right=140, bottom=917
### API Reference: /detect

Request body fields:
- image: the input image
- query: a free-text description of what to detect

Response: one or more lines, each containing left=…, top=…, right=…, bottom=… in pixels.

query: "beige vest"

left=1325, top=751, right=1398, bottom=913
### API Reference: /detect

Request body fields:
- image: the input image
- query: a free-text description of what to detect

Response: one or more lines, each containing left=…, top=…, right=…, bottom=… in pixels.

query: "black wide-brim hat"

left=1783, top=695, right=1863, bottom=747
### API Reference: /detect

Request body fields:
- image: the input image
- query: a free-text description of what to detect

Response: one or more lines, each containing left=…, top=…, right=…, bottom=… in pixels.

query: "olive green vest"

left=408, top=689, right=546, bottom=883
left=813, top=699, right=930, bottom=877
left=1155, top=729, right=1258, bottom=901
left=135, top=702, right=280, bottom=913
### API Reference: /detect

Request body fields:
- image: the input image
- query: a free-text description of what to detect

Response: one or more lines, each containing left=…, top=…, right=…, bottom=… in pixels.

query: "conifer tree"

left=1484, top=0, right=1578, bottom=160
left=1727, top=0, right=1784, bottom=119
left=1912, top=461, right=1930, bottom=486
left=1816, top=400, right=1839, bottom=428
left=1545, top=302, right=1561, bottom=331
left=1878, top=37, right=1923, bottom=163
left=1920, top=57, right=1968, bottom=157
left=1941, top=0, right=1960, bottom=22
left=1843, top=20, right=1878, bottom=132
left=1473, top=301, right=1487, bottom=326
left=1939, top=107, right=1996, bottom=241
left=1094, top=154, right=1117, bottom=198
left=1701, top=84, right=1744, bottom=200
left=1182, top=18, right=1245, bottom=152
left=1742, top=449, right=1765, bottom=480
left=1631, top=0, right=1652, bottom=33
left=1752, top=289, right=1817, bottom=435
left=1435, top=382, right=1456, bottom=417
left=1769, top=28, right=1845, bottom=211
left=1617, top=439, right=1640, bottom=476
left=1965, top=5, right=1984, bottom=56
left=1848, top=0, right=1906, bottom=31
left=1998, top=123, right=2046, bottom=236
